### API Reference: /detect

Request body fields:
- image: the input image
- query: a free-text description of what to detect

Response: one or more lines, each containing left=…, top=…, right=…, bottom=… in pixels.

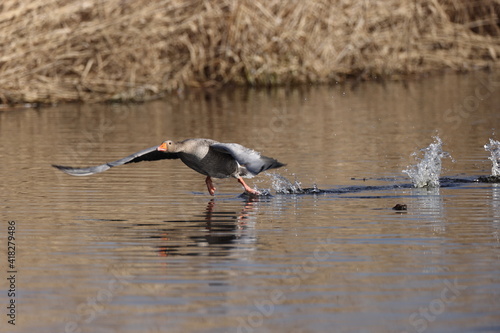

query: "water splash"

left=403, top=136, right=451, bottom=188
left=484, top=138, right=500, bottom=176
left=268, top=173, right=304, bottom=194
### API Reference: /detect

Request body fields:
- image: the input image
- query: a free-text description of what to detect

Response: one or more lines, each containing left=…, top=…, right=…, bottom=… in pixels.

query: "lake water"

left=1, top=73, right=500, bottom=333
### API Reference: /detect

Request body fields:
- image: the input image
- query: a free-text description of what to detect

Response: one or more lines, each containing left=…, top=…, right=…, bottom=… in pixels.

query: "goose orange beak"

left=157, top=142, right=168, bottom=152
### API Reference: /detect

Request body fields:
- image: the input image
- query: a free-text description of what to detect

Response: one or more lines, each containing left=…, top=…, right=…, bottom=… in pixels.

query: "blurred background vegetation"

left=1, top=0, right=499, bottom=103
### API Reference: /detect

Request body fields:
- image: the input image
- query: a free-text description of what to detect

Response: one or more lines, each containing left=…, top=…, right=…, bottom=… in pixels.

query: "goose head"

left=157, top=140, right=177, bottom=152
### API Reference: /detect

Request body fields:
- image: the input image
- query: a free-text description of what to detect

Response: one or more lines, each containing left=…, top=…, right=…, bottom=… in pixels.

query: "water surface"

left=1, top=73, right=500, bottom=333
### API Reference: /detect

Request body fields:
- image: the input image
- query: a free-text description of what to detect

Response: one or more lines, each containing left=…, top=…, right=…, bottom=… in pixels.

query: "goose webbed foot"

left=237, top=177, right=261, bottom=196
left=205, top=176, right=216, bottom=196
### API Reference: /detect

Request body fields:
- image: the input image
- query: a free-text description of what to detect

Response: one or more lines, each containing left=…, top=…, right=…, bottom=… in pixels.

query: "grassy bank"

left=1, top=0, right=499, bottom=103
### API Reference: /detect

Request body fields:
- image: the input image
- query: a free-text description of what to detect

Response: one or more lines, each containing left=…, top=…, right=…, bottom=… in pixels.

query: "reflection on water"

left=412, top=187, right=446, bottom=234
left=155, top=198, right=258, bottom=258
left=492, top=185, right=500, bottom=241
left=1, top=73, right=500, bottom=333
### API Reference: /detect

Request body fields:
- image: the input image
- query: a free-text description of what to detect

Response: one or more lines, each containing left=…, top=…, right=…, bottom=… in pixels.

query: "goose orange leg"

left=237, top=177, right=261, bottom=195
left=205, top=176, right=216, bottom=196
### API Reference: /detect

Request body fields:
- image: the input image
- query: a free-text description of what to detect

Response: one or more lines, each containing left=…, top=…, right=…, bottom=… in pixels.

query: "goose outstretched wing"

left=53, top=145, right=179, bottom=176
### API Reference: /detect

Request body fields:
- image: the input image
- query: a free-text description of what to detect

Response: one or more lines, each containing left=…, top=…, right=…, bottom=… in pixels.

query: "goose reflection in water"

left=156, top=197, right=261, bottom=258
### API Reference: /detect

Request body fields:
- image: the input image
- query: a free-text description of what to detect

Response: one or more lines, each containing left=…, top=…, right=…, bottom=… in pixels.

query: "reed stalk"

left=0, top=0, right=499, bottom=103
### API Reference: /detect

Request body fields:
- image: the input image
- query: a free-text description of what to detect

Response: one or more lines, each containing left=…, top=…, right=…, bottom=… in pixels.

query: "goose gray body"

left=53, top=138, right=285, bottom=195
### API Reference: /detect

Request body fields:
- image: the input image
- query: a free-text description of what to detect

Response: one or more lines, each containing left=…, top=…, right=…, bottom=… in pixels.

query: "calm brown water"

left=1, top=73, right=500, bottom=333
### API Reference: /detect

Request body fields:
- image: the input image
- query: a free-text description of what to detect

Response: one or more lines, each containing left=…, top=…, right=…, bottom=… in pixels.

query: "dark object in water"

left=476, top=175, right=500, bottom=183
left=392, top=203, right=407, bottom=211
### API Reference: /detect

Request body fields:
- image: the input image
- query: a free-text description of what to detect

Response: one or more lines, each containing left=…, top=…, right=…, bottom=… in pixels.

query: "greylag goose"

left=53, top=138, right=285, bottom=195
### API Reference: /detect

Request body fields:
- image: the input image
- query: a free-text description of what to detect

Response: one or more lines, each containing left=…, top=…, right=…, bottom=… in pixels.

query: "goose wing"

left=53, top=145, right=179, bottom=176
left=210, top=143, right=285, bottom=176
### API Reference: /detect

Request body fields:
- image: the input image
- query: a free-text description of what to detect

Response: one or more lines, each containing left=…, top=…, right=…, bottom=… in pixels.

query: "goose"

left=53, top=138, right=285, bottom=195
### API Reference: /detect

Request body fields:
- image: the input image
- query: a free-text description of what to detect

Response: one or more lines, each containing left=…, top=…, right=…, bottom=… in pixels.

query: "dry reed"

left=0, top=0, right=499, bottom=103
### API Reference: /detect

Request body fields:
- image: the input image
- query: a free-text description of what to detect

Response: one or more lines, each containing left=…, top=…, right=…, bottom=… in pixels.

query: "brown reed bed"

left=0, top=0, right=499, bottom=104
